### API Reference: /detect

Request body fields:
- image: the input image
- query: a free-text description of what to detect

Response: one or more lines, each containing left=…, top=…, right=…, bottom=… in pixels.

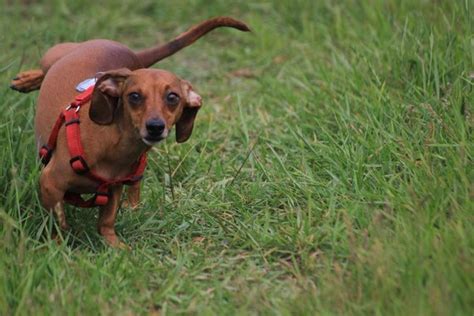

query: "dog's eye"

left=166, top=92, right=180, bottom=106
left=128, top=92, right=142, bottom=104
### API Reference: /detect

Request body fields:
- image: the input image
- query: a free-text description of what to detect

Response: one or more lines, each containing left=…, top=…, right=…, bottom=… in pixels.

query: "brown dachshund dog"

left=11, top=17, right=250, bottom=248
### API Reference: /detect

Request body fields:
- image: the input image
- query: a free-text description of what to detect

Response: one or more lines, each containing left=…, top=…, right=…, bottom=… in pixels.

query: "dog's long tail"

left=136, top=16, right=250, bottom=68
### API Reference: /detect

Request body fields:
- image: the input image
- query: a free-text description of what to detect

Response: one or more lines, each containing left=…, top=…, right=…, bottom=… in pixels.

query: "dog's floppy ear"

left=176, top=81, right=202, bottom=143
left=89, top=68, right=132, bottom=125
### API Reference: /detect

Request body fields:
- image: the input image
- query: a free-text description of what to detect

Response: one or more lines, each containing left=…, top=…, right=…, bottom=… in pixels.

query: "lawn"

left=0, top=0, right=472, bottom=314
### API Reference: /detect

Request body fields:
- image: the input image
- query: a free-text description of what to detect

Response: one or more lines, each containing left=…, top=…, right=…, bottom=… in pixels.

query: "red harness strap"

left=39, top=86, right=148, bottom=208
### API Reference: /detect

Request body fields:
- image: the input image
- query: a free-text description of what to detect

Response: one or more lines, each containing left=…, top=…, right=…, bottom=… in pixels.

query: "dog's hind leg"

left=10, top=42, right=80, bottom=93
left=10, top=69, right=45, bottom=93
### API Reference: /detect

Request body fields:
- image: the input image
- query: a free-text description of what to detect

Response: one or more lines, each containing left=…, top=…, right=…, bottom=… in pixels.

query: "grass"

left=0, top=0, right=472, bottom=314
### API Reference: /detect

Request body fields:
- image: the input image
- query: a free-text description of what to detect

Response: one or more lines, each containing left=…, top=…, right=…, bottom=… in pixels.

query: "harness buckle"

left=94, top=191, right=109, bottom=206
left=69, top=156, right=90, bottom=175
left=39, top=145, right=53, bottom=165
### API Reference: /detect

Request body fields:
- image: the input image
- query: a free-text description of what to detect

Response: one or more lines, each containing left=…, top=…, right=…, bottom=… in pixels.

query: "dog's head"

left=89, top=68, right=202, bottom=145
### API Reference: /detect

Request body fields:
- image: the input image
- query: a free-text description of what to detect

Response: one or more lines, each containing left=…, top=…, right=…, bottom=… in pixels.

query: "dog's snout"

left=146, top=119, right=165, bottom=137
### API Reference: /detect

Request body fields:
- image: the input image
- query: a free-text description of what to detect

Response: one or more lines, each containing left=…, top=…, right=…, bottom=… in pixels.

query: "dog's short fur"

left=11, top=17, right=249, bottom=247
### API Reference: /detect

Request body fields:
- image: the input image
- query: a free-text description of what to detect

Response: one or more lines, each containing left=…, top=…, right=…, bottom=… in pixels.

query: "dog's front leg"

left=97, top=184, right=129, bottom=249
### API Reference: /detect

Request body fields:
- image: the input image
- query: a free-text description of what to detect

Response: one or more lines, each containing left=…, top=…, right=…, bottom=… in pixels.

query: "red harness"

left=39, top=86, right=148, bottom=208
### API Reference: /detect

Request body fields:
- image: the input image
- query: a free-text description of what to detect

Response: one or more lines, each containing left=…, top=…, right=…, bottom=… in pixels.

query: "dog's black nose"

left=146, top=119, right=165, bottom=137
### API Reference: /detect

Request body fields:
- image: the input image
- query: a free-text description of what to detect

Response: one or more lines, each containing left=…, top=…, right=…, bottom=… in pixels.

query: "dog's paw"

left=122, top=199, right=141, bottom=211
left=115, top=241, right=132, bottom=251
left=103, top=233, right=132, bottom=250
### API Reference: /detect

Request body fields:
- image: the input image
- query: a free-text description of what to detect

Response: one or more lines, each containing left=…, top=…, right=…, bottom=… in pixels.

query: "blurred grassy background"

left=0, top=0, right=472, bottom=314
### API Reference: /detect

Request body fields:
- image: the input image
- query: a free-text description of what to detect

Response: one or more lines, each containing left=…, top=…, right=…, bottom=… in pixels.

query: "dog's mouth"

left=142, top=136, right=164, bottom=146
left=141, top=129, right=169, bottom=146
